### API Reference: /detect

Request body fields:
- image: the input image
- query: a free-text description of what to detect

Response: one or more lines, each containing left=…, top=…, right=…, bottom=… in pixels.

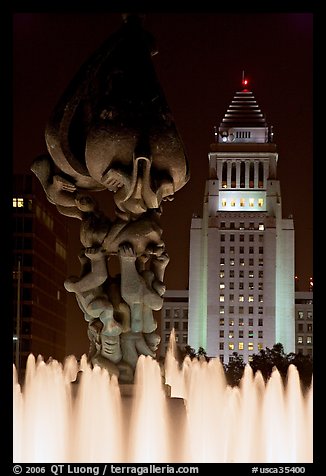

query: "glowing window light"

left=238, top=342, right=244, bottom=350
left=13, top=198, right=24, bottom=208
left=249, top=198, right=254, bottom=207
left=258, top=198, right=264, bottom=207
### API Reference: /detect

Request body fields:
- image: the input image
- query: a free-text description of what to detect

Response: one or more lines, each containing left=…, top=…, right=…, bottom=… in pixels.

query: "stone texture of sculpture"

left=31, top=14, right=189, bottom=383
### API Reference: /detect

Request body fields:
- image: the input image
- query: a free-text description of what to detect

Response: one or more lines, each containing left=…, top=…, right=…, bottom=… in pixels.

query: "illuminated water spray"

left=13, top=333, right=312, bottom=464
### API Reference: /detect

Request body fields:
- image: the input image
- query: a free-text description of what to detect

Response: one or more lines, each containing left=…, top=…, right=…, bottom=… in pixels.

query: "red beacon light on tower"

left=241, top=70, right=249, bottom=90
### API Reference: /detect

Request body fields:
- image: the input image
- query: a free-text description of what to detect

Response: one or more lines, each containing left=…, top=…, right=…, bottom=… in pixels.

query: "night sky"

left=13, top=12, right=313, bottom=356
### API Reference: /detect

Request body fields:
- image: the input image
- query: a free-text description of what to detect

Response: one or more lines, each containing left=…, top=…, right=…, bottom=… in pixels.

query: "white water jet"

left=13, top=336, right=313, bottom=463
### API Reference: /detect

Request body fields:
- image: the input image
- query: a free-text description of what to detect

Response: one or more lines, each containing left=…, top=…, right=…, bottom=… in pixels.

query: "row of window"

left=220, top=317, right=263, bottom=326
left=164, top=333, right=187, bottom=343
left=221, top=270, right=263, bottom=280
left=220, top=330, right=263, bottom=338
left=297, top=336, right=312, bottom=344
left=220, top=295, right=263, bottom=303
left=297, top=311, right=313, bottom=320
left=221, top=198, right=264, bottom=208
left=220, top=257, right=264, bottom=266
left=219, top=306, right=263, bottom=314
left=220, top=222, right=265, bottom=231
left=220, top=282, right=264, bottom=292
left=296, top=323, right=313, bottom=332
left=164, top=309, right=188, bottom=318
left=164, top=321, right=188, bottom=331
left=220, top=342, right=263, bottom=351
left=221, top=233, right=264, bottom=242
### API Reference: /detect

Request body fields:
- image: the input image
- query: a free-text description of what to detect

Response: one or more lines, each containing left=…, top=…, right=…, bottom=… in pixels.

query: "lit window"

left=259, top=295, right=263, bottom=303
left=258, top=343, right=263, bottom=351
left=229, top=319, right=234, bottom=326
left=228, top=330, right=234, bottom=339
left=222, top=199, right=227, bottom=207
left=259, top=223, right=265, bottom=230
left=249, top=282, right=254, bottom=290
left=248, top=295, right=254, bottom=302
left=239, top=222, right=245, bottom=230
left=297, top=311, right=304, bottom=319
left=240, top=258, right=245, bottom=266
left=229, top=343, right=234, bottom=350
left=220, top=283, right=225, bottom=289
left=258, top=198, right=264, bottom=207
left=230, top=258, right=235, bottom=266
left=307, top=323, right=313, bottom=332
left=249, top=198, right=254, bottom=207
left=259, top=258, right=264, bottom=266
left=240, top=198, right=245, bottom=207
left=307, top=312, right=313, bottom=320
left=219, top=306, right=225, bottom=314
left=238, top=342, right=244, bottom=350
left=220, top=258, right=225, bottom=265
left=230, top=200, right=235, bottom=207
left=239, top=295, right=244, bottom=302
left=307, top=336, right=312, bottom=344
left=297, top=336, right=303, bottom=344
left=248, top=342, right=254, bottom=351
left=13, top=197, right=24, bottom=208
left=219, top=318, right=224, bottom=326
left=220, top=295, right=225, bottom=302
left=239, top=318, right=244, bottom=326
left=220, top=270, right=225, bottom=278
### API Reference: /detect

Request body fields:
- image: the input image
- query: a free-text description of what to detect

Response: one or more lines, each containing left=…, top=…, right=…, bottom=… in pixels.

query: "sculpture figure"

left=31, top=14, right=189, bottom=383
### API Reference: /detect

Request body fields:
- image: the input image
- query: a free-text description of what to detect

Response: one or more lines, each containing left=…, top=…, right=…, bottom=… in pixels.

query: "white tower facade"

left=188, top=81, right=295, bottom=363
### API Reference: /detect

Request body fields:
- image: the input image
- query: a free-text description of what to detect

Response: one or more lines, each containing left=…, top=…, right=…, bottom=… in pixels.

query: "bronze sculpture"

left=31, top=14, right=189, bottom=382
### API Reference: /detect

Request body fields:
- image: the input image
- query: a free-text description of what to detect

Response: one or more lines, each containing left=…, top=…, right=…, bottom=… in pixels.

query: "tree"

left=225, top=352, right=245, bottom=386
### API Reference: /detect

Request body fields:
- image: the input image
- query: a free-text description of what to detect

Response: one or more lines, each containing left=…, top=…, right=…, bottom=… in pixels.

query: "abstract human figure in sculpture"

left=31, top=14, right=189, bottom=382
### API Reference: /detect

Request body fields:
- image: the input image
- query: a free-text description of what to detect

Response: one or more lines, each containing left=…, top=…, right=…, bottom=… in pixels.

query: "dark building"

left=13, top=174, right=68, bottom=378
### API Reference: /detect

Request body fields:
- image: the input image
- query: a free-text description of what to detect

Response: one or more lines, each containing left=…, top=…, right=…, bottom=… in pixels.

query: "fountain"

left=14, top=14, right=313, bottom=464
left=13, top=333, right=313, bottom=463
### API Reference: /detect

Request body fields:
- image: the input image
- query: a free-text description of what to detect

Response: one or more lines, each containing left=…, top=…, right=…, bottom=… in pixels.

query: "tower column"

left=263, top=161, right=269, bottom=187
left=245, top=160, right=250, bottom=188
left=227, top=161, right=232, bottom=188
left=236, top=161, right=241, bottom=188
left=254, top=160, right=259, bottom=188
